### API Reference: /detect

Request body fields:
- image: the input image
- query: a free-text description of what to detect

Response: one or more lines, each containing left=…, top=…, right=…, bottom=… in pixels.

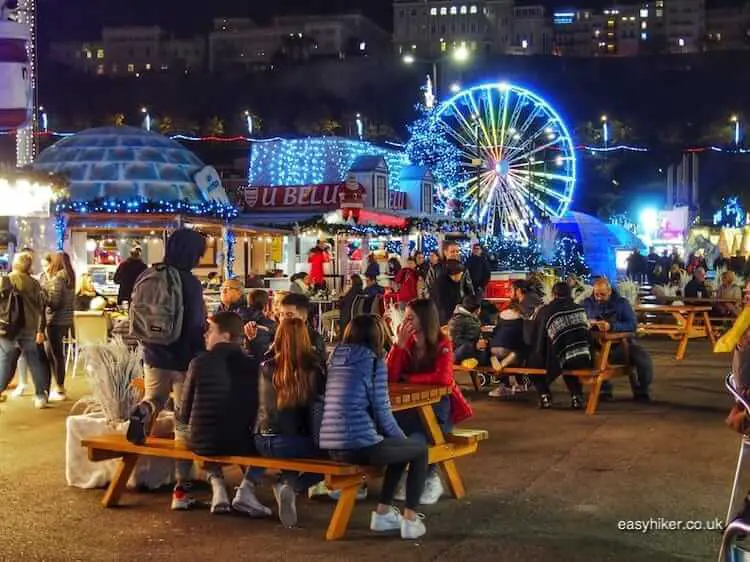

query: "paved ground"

left=0, top=338, right=739, bottom=562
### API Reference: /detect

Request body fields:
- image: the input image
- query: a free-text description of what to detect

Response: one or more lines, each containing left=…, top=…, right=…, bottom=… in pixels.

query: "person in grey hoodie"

left=321, top=314, right=429, bottom=540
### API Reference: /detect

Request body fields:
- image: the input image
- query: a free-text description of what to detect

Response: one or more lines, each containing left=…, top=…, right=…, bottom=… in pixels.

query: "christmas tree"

left=552, top=236, right=589, bottom=278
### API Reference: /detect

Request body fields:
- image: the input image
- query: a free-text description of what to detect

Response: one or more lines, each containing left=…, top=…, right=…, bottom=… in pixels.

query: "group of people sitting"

left=448, top=275, right=653, bottom=408
left=124, top=229, right=473, bottom=541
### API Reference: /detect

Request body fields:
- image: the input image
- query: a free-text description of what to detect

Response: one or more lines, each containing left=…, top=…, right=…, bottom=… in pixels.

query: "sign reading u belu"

left=243, top=184, right=344, bottom=210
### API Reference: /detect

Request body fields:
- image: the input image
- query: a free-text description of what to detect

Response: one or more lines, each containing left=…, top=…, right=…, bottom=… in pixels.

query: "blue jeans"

left=395, top=396, right=453, bottom=475
left=254, top=434, right=324, bottom=491
left=0, top=335, right=49, bottom=399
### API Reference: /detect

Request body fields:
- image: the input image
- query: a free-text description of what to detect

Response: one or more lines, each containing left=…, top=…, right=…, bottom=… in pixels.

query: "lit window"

left=641, top=32, right=647, bottom=40
left=160, top=64, right=169, bottom=70
left=440, top=7, right=447, bottom=15
left=640, top=8, right=648, bottom=17
left=127, top=64, right=135, bottom=72
left=145, top=63, right=152, bottom=70
left=656, top=9, right=663, bottom=17
left=430, top=7, right=437, bottom=15
left=521, top=39, right=528, bottom=49
left=96, top=49, right=104, bottom=59
left=594, top=29, right=601, bottom=37
left=359, top=41, right=366, bottom=51
left=96, top=64, right=104, bottom=75
left=441, top=41, right=447, bottom=51
left=85, top=50, right=92, bottom=59
left=450, top=6, right=457, bottom=15
left=678, top=37, right=685, bottom=47
left=641, top=21, right=647, bottom=29
left=460, top=6, right=467, bottom=14
left=630, top=16, right=635, bottom=21
left=470, top=5, right=478, bottom=14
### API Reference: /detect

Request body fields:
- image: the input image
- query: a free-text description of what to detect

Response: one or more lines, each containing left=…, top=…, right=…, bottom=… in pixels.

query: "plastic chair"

left=719, top=372, right=750, bottom=562
left=70, top=312, right=110, bottom=376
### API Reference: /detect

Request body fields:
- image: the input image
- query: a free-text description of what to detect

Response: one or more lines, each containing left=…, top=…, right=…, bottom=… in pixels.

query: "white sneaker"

left=488, top=385, right=514, bottom=398
left=308, top=481, right=331, bottom=498
left=401, top=513, right=427, bottom=540
left=394, top=473, right=407, bottom=502
left=329, top=482, right=368, bottom=501
left=232, top=480, right=272, bottom=517
left=209, top=477, right=231, bottom=515
left=273, top=483, right=297, bottom=527
left=33, top=395, right=48, bottom=409
left=419, top=474, right=444, bottom=505
left=49, top=389, right=67, bottom=403
left=11, top=384, right=28, bottom=398
left=370, top=506, right=403, bottom=532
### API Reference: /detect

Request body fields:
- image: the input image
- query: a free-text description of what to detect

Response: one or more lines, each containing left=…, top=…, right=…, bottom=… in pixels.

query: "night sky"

left=38, top=0, right=393, bottom=44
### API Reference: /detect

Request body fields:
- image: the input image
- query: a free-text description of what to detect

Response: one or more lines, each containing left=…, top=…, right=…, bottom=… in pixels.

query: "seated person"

left=338, top=274, right=364, bottom=334
left=289, top=272, right=312, bottom=296
left=176, top=312, right=271, bottom=516
left=448, top=295, right=487, bottom=368
left=487, top=302, right=528, bottom=398
left=245, top=289, right=277, bottom=358
left=528, top=283, right=592, bottom=410
left=74, top=272, right=101, bottom=311
left=684, top=267, right=708, bottom=299
left=716, top=270, right=742, bottom=317
left=271, top=292, right=327, bottom=363
left=364, top=273, right=386, bottom=298
left=583, top=278, right=653, bottom=402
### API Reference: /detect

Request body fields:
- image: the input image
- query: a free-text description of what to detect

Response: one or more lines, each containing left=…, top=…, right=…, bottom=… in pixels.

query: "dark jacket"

left=434, top=273, right=463, bottom=325
left=74, top=292, right=99, bottom=312
left=448, top=306, right=481, bottom=349
left=425, top=260, right=474, bottom=299
left=44, top=272, right=75, bottom=327
left=365, top=261, right=380, bottom=279
left=530, top=297, right=592, bottom=374
left=247, top=307, right=277, bottom=359
left=254, top=355, right=325, bottom=437
left=582, top=291, right=637, bottom=333
left=338, top=286, right=363, bottom=333
left=8, top=271, right=45, bottom=337
left=466, top=254, right=491, bottom=291
left=491, top=308, right=525, bottom=352
left=320, top=344, right=405, bottom=450
left=363, top=283, right=385, bottom=298
left=177, top=342, right=260, bottom=456
left=114, top=257, right=147, bottom=304
left=309, top=325, right=327, bottom=365
left=684, top=278, right=708, bottom=299
left=520, top=291, right=544, bottom=346
left=142, top=229, right=207, bottom=372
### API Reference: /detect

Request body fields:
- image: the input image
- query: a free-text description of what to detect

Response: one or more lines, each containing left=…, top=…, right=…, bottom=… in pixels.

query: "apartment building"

left=706, top=5, right=750, bottom=51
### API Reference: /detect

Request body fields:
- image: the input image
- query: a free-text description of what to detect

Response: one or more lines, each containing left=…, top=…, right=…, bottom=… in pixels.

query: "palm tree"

left=318, top=118, right=342, bottom=136
left=203, top=116, right=225, bottom=137
left=158, top=116, right=175, bottom=134
left=107, top=113, right=125, bottom=127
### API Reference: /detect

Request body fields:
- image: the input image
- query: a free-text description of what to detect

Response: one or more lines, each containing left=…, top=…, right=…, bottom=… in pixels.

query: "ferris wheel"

left=435, top=82, right=576, bottom=243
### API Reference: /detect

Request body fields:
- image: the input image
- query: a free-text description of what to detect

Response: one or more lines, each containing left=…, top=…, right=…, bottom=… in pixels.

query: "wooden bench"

left=635, top=304, right=716, bottom=360
left=81, top=431, right=487, bottom=540
left=454, top=332, right=633, bottom=416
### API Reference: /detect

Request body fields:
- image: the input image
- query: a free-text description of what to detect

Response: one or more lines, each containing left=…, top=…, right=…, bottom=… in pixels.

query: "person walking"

left=43, top=252, right=75, bottom=401
left=114, top=246, right=147, bottom=305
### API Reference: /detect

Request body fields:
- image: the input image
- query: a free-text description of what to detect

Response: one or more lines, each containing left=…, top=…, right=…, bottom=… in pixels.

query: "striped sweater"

left=531, top=297, right=592, bottom=372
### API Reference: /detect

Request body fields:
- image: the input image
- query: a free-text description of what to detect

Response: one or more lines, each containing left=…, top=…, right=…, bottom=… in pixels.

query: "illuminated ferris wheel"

left=435, top=82, right=576, bottom=242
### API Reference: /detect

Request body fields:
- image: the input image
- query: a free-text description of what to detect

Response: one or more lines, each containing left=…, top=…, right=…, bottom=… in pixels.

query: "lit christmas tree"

left=552, top=236, right=589, bottom=278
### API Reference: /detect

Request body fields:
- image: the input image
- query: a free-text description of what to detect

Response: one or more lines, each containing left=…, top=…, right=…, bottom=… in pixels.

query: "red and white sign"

left=389, top=191, right=406, bottom=210
left=243, top=183, right=345, bottom=210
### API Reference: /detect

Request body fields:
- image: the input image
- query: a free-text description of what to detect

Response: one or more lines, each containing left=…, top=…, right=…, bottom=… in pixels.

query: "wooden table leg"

left=703, top=311, right=717, bottom=346
left=102, top=453, right=139, bottom=507
left=418, top=404, right=466, bottom=499
left=675, top=312, right=694, bottom=361
left=585, top=374, right=604, bottom=416
left=325, top=484, right=358, bottom=540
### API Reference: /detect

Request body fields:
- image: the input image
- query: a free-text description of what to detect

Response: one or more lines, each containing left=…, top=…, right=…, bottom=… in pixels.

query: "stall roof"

left=349, top=155, right=387, bottom=173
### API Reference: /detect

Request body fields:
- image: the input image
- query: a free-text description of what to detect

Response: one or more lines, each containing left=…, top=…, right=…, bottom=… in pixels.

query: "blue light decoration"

left=551, top=236, right=590, bottom=278
left=429, top=82, right=576, bottom=241
left=484, top=237, right=542, bottom=271
left=224, top=228, right=236, bottom=279
left=421, top=234, right=438, bottom=256
left=54, top=198, right=239, bottom=221
left=54, top=214, right=67, bottom=251
left=296, top=216, right=475, bottom=237
left=384, top=239, right=417, bottom=256
left=713, top=196, right=745, bottom=228
left=248, top=138, right=409, bottom=192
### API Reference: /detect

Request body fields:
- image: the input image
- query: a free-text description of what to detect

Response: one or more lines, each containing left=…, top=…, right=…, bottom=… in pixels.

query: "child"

left=487, top=302, right=528, bottom=398
left=177, top=311, right=271, bottom=516
left=448, top=295, right=488, bottom=368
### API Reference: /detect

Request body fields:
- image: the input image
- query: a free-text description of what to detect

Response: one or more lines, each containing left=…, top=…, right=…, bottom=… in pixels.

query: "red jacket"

left=308, top=248, right=330, bottom=285
left=394, top=268, right=419, bottom=303
left=386, top=335, right=454, bottom=385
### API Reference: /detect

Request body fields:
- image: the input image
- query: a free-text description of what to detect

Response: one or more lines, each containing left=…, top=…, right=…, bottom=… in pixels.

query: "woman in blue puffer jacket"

left=320, top=315, right=429, bottom=541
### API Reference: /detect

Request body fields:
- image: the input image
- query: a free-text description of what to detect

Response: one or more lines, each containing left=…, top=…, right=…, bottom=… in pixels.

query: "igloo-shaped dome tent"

left=32, top=126, right=232, bottom=215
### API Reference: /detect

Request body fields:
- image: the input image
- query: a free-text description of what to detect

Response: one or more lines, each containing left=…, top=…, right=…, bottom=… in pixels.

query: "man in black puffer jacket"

left=177, top=312, right=271, bottom=517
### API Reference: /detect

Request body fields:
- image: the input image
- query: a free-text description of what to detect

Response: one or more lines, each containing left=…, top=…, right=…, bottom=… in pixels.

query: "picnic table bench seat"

left=81, top=425, right=487, bottom=540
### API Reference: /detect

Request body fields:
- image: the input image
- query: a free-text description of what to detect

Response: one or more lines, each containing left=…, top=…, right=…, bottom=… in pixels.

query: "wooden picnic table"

left=635, top=304, right=715, bottom=360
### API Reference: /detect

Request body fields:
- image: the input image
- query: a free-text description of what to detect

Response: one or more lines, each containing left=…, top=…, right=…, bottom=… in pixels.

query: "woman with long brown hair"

left=254, top=317, right=325, bottom=527
left=44, top=251, right=75, bottom=401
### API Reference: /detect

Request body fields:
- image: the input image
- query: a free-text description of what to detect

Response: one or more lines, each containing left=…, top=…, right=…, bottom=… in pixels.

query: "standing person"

left=388, top=256, right=402, bottom=278
left=528, top=282, right=591, bottom=410
left=176, top=312, right=271, bottom=516
left=307, top=240, right=330, bottom=291
left=126, top=229, right=208, bottom=511
left=433, top=260, right=465, bottom=325
left=43, top=252, right=75, bottom=402
left=365, top=254, right=380, bottom=280
left=0, top=252, right=49, bottom=407
left=254, top=317, right=326, bottom=527
left=322, top=314, right=429, bottom=540
left=425, top=241, right=474, bottom=299
left=387, top=299, right=472, bottom=505
left=394, top=258, right=419, bottom=307
left=465, top=244, right=491, bottom=297
left=414, top=251, right=429, bottom=279
left=338, top=274, right=364, bottom=333
left=113, top=246, right=147, bottom=305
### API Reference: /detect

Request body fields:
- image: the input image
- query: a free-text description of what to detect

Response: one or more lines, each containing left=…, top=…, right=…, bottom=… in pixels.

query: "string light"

left=54, top=197, right=239, bottom=220
left=15, top=0, right=37, bottom=167
left=224, top=228, right=236, bottom=279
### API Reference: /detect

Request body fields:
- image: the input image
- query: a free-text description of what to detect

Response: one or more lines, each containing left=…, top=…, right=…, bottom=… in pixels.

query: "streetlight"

left=731, top=114, right=741, bottom=146
left=141, top=106, right=151, bottom=132
left=601, top=114, right=609, bottom=149
left=453, top=44, right=470, bottom=63
left=39, top=105, right=48, bottom=133
left=356, top=113, right=364, bottom=140
left=244, top=110, right=253, bottom=135
left=401, top=46, right=471, bottom=103
left=450, top=82, right=462, bottom=94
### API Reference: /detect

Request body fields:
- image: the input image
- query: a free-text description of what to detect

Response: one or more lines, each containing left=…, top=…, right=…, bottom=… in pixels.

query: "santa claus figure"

left=339, top=174, right=366, bottom=223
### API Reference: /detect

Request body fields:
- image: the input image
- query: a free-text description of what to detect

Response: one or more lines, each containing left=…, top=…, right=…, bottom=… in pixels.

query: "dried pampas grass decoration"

left=79, top=338, right=144, bottom=424
left=617, top=279, right=639, bottom=307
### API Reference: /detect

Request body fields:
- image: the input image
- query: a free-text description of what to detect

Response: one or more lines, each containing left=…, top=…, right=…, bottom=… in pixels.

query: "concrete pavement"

left=0, top=339, right=737, bottom=561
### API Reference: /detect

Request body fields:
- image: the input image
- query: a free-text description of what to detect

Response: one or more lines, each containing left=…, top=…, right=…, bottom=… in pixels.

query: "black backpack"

left=0, top=276, right=25, bottom=339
